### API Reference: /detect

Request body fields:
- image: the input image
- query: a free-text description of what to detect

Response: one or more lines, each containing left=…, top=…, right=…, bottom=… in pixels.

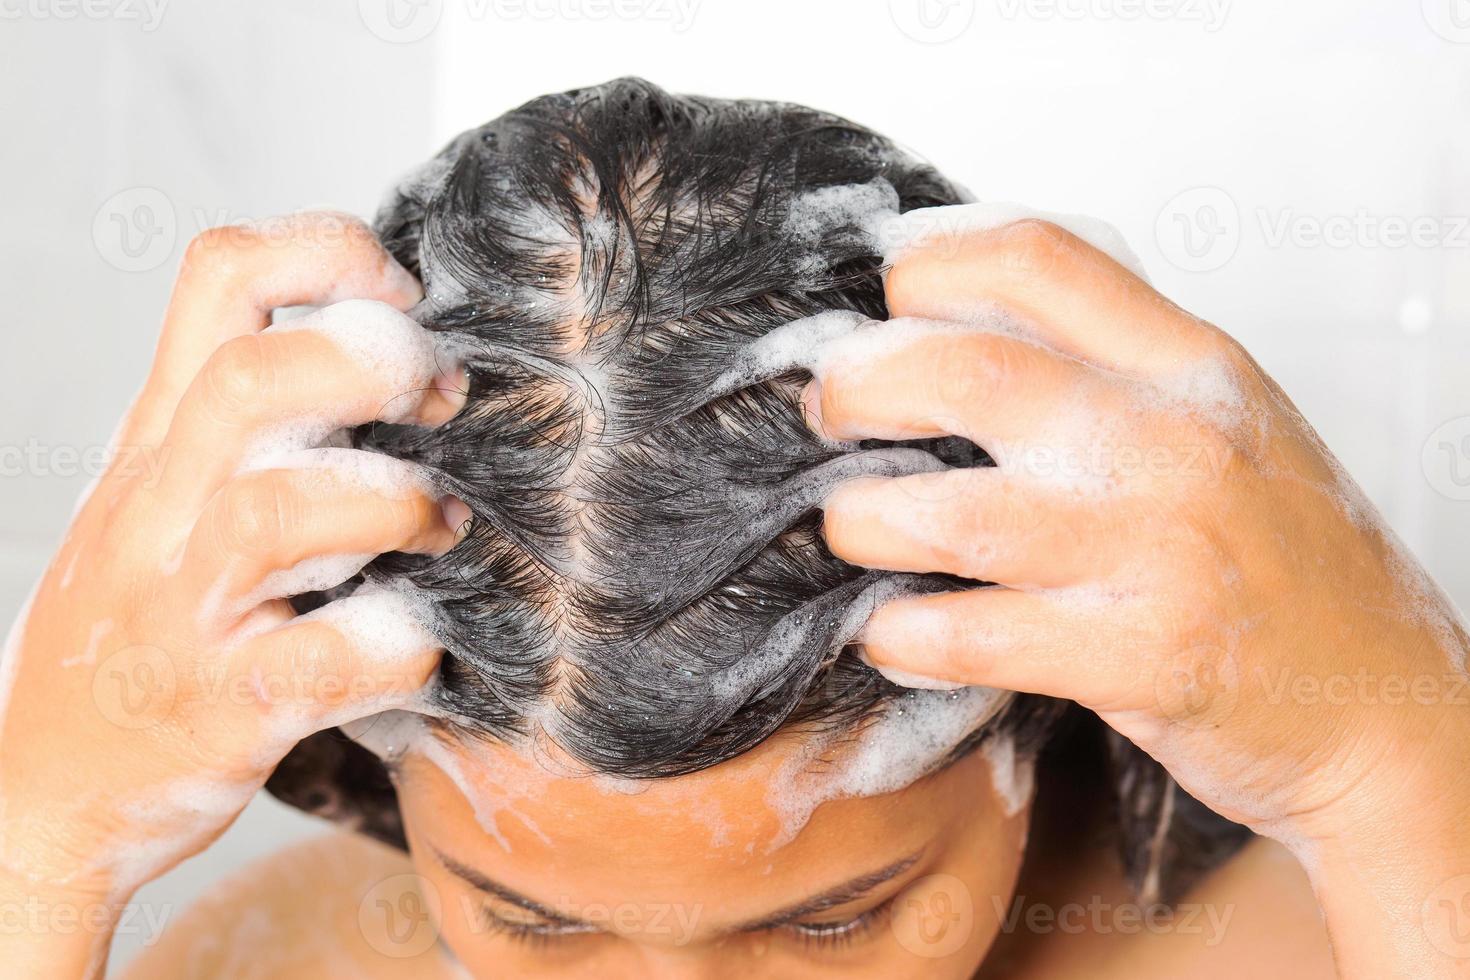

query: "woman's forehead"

left=394, top=734, right=1021, bottom=933
left=396, top=722, right=1021, bottom=862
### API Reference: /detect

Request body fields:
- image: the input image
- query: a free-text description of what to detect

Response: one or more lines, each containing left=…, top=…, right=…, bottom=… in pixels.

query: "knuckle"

left=995, top=219, right=1076, bottom=285
left=198, top=335, right=277, bottom=420
left=211, top=475, right=297, bottom=558
left=277, top=210, right=378, bottom=256
left=282, top=625, right=352, bottom=686
left=1204, top=324, right=1258, bottom=375
left=398, top=492, right=442, bottom=542
left=944, top=333, right=1029, bottom=417
left=181, top=224, right=260, bottom=280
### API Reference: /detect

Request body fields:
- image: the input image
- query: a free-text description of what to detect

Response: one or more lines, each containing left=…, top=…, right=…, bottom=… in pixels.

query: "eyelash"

left=476, top=909, right=593, bottom=947
left=478, top=895, right=898, bottom=953
left=784, top=895, right=897, bottom=952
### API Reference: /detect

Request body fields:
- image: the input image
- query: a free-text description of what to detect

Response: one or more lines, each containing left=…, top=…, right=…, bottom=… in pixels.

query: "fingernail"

left=385, top=257, right=425, bottom=310
left=855, top=646, right=965, bottom=691
left=436, top=362, right=470, bottom=415
left=800, top=379, right=827, bottom=435
left=441, top=495, right=472, bottom=541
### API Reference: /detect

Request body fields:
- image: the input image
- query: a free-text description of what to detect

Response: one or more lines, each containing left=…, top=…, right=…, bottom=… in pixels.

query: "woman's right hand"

left=0, top=212, right=466, bottom=911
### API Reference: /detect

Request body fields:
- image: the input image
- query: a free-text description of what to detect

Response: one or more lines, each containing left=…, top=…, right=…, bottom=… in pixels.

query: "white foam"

left=341, top=708, right=427, bottom=768
left=872, top=200, right=1148, bottom=280
left=240, top=300, right=456, bottom=468
left=301, top=585, right=439, bottom=668
left=58, top=546, right=81, bottom=590
left=765, top=685, right=1012, bottom=846
left=105, top=778, right=259, bottom=898
left=241, top=446, right=438, bottom=505
left=60, top=618, right=113, bottom=669
left=784, top=181, right=1146, bottom=284
left=350, top=711, right=551, bottom=854
left=270, top=299, right=443, bottom=418
left=250, top=553, right=374, bottom=611
left=244, top=585, right=447, bottom=758
left=980, top=735, right=1035, bottom=817
left=784, top=179, right=900, bottom=278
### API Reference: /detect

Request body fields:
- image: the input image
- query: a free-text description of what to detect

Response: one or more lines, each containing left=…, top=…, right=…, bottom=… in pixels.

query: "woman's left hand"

left=804, top=218, right=1470, bottom=978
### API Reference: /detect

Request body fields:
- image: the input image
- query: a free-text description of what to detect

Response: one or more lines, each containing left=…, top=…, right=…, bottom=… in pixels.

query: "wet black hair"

left=267, top=77, right=1248, bottom=904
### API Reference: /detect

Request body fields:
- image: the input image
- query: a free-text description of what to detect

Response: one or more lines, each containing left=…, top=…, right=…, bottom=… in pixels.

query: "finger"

left=184, top=450, right=465, bottom=622
left=128, top=211, right=425, bottom=446
left=232, top=590, right=442, bottom=740
left=822, top=469, right=1117, bottom=588
left=884, top=218, right=1233, bottom=375
left=802, top=317, right=1123, bottom=447
left=155, top=300, right=459, bottom=521
left=857, top=587, right=1135, bottom=703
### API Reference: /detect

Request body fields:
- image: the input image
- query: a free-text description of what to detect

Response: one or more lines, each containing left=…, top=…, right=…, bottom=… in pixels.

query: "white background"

left=2, top=0, right=1468, bottom=970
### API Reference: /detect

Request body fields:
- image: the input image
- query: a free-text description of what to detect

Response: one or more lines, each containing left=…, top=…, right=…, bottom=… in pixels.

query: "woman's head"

left=266, top=77, right=1244, bottom=974
left=364, top=76, right=1042, bottom=779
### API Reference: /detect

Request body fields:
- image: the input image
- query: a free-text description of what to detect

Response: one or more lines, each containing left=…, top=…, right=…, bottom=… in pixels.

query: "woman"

left=2, top=79, right=1464, bottom=978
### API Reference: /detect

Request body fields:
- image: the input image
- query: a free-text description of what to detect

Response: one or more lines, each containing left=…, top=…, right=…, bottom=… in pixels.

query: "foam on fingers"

left=240, top=299, right=462, bottom=468
left=246, top=584, right=445, bottom=755
left=782, top=177, right=1147, bottom=281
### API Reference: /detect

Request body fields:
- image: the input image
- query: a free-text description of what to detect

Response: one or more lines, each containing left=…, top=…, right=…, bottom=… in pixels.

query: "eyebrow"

left=433, top=845, right=924, bottom=935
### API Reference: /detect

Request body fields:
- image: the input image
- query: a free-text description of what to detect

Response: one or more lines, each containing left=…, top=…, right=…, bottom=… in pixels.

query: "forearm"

left=1299, top=711, right=1470, bottom=978
left=0, top=871, right=123, bottom=979
left=1309, top=840, right=1469, bottom=978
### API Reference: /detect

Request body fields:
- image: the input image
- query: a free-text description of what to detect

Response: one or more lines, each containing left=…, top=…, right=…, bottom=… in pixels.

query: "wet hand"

left=807, top=218, right=1470, bottom=861
left=0, top=213, right=466, bottom=901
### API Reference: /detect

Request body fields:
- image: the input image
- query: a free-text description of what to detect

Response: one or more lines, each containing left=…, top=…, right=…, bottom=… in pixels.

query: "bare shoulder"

left=119, top=831, right=459, bottom=980
left=998, top=837, right=1338, bottom=979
